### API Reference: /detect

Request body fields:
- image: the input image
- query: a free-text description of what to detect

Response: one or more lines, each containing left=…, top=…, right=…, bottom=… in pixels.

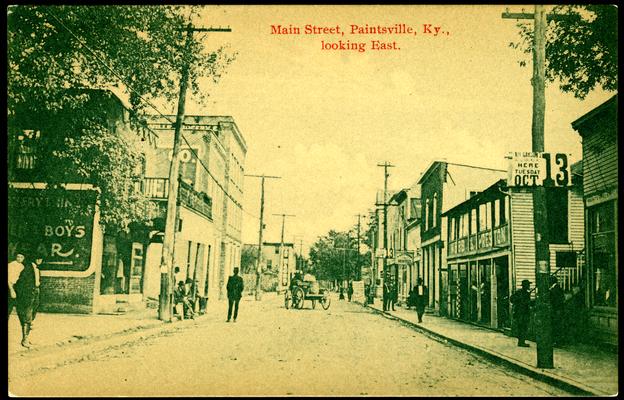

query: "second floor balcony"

left=136, top=177, right=212, bottom=220
left=448, top=223, right=509, bottom=257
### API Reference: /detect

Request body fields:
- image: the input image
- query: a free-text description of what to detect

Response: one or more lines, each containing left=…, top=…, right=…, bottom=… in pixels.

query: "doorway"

left=494, top=255, right=510, bottom=329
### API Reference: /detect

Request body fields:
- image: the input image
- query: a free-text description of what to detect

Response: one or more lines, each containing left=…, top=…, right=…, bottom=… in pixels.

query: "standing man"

left=510, top=279, right=532, bottom=347
left=549, top=275, right=566, bottom=346
left=390, top=282, right=398, bottom=311
left=15, top=253, right=42, bottom=348
left=383, top=280, right=391, bottom=311
left=415, top=278, right=428, bottom=323
left=8, top=253, right=25, bottom=319
left=347, top=281, right=354, bottom=302
left=226, top=267, right=244, bottom=322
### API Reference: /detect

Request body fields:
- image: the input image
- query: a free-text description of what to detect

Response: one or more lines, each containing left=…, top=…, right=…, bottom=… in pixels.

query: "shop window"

left=589, top=201, right=616, bottom=308
left=546, top=187, right=568, bottom=244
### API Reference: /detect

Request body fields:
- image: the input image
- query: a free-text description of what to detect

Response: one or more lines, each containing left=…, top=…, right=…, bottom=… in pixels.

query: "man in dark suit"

left=510, top=279, right=532, bottom=347
left=15, top=253, right=42, bottom=348
left=226, top=267, right=244, bottom=322
left=415, top=278, right=428, bottom=323
left=383, top=281, right=391, bottom=311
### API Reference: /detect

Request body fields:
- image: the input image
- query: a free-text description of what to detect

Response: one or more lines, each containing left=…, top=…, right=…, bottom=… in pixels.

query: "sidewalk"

left=8, top=293, right=275, bottom=357
left=366, top=301, right=618, bottom=396
left=8, top=307, right=163, bottom=356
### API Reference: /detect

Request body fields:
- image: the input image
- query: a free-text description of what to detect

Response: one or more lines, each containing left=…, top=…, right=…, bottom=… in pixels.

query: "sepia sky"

left=169, top=5, right=614, bottom=253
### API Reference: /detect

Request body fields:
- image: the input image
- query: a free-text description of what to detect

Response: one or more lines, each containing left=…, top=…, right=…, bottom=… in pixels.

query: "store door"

left=495, top=256, right=510, bottom=329
left=459, top=263, right=469, bottom=321
left=479, top=260, right=491, bottom=326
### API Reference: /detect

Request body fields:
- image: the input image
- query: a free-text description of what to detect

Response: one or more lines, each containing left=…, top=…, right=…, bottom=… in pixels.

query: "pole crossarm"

left=175, top=26, right=232, bottom=32
left=502, top=10, right=576, bottom=21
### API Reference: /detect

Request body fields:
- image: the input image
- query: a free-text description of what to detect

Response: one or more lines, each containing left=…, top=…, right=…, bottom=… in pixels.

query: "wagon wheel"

left=292, top=287, right=305, bottom=310
left=321, top=294, right=331, bottom=310
left=311, top=299, right=316, bottom=309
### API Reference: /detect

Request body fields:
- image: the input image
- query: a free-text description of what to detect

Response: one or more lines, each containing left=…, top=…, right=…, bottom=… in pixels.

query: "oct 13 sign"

left=8, top=189, right=97, bottom=272
left=506, top=152, right=572, bottom=187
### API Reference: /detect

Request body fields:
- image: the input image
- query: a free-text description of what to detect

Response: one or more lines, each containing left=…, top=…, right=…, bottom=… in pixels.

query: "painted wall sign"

left=8, top=188, right=97, bottom=272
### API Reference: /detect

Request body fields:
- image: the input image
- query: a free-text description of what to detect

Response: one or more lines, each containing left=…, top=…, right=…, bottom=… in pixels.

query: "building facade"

left=146, top=115, right=247, bottom=302
left=572, top=95, right=618, bottom=346
left=418, top=161, right=507, bottom=315
left=443, top=175, right=585, bottom=331
left=8, top=90, right=161, bottom=313
left=261, top=242, right=296, bottom=291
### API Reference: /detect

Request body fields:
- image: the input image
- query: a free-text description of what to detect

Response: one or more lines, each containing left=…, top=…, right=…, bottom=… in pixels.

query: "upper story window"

left=494, top=199, right=500, bottom=227
left=470, top=208, right=477, bottom=235
left=425, top=199, right=430, bottom=231
left=432, top=194, right=438, bottom=228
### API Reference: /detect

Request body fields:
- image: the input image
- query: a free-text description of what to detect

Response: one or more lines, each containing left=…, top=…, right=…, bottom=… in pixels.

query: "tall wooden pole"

left=245, top=174, right=281, bottom=300
left=159, top=25, right=192, bottom=322
left=256, top=177, right=266, bottom=300
left=502, top=5, right=554, bottom=368
left=377, top=162, right=395, bottom=308
left=158, top=24, right=232, bottom=322
left=531, top=5, right=553, bottom=369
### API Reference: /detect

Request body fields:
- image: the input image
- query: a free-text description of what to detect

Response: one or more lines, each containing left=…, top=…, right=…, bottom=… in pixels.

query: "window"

left=449, top=217, right=456, bottom=241
left=266, top=259, right=273, bottom=270
left=470, top=209, right=477, bottom=235
left=589, top=201, right=616, bottom=308
left=546, top=187, right=568, bottom=244
left=275, top=246, right=280, bottom=254
left=494, top=199, right=500, bottom=227
left=479, top=202, right=492, bottom=231
left=432, top=194, right=438, bottom=228
left=425, top=199, right=430, bottom=231
left=461, top=212, right=469, bottom=237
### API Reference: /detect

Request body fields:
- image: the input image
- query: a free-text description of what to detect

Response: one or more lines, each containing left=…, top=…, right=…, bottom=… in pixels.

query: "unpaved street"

left=9, top=294, right=571, bottom=396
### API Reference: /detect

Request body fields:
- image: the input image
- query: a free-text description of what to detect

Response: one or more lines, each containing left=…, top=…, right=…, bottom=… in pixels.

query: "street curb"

left=364, top=305, right=607, bottom=397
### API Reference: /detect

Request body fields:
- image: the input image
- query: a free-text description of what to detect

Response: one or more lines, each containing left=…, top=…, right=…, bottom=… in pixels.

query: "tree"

left=308, top=230, right=358, bottom=282
left=241, top=245, right=259, bottom=275
left=510, top=5, right=617, bottom=99
left=7, top=5, right=237, bottom=231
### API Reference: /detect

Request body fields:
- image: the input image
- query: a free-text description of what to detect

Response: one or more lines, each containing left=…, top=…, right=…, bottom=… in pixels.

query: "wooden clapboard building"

left=572, top=94, right=618, bottom=347
left=443, top=171, right=584, bottom=332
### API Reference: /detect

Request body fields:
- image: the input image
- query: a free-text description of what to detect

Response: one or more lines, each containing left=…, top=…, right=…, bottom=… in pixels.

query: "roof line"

left=445, top=162, right=507, bottom=172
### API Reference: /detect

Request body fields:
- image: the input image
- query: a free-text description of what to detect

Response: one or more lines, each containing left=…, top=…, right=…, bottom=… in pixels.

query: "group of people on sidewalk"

left=172, top=265, right=245, bottom=323
left=382, top=278, right=429, bottom=324
left=8, top=252, right=43, bottom=348
left=510, top=276, right=569, bottom=348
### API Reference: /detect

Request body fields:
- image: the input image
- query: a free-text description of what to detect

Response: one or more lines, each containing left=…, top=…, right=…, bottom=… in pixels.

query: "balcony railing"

left=448, top=223, right=509, bottom=257
left=136, top=177, right=212, bottom=219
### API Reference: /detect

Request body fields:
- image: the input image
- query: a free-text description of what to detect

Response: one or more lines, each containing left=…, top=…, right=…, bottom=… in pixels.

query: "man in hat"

left=510, top=279, right=532, bottom=347
left=8, top=253, right=25, bottom=319
left=15, top=253, right=43, bottom=348
left=226, top=267, right=244, bottom=322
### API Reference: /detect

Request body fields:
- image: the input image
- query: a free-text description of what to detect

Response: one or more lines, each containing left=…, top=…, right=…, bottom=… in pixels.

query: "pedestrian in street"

left=390, top=283, right=398, bottom=311
left=415, top=278, right=428, bottom=323
left=347, top=281, right=354, bottom=302
left=510, top=279, right=532, bottom=347
left=173, top=266, right=182, bottom=286
left=339, top=286, right=345, bottom=300
left=383, top=280, right=392, bottom=311
left=14, top=253, right=43, bottom=348
left=226, top=267, right=244, bottom=322
left=8, top=253, right=25, bottom=319
left=549, top=275, right=566, bottom=346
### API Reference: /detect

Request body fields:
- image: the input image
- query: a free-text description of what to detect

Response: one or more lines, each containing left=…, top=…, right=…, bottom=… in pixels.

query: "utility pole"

left=273, top=213, right=296, bottom=289
left=246, top=174, right=281, bottom=300
left=159, top=23, right=232, bottom=322
left=355, top=213, right=364, bottom=281
left=377, top=162, right=395, bottom=309
left=503, top=5, right=554, bottom=368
